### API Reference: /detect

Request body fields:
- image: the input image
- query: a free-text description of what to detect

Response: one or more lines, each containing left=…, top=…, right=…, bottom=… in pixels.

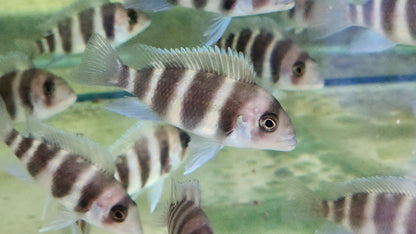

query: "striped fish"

left=280, top=0, right=416, bottom=50
left=113, top=122, right=191, bottom=212
left=215, top=18, right=323, bottom=92
left=0, top=98, right=142, bottom=234
left=0, top=53, right=76, bottom=122
left=284, top=176, right=416, bottom=234
left=124, top=0, right=295, bottom=45
left=167, top=180, right=214, bottom=234
left=22, top=0, right=150, bottom=57
left=74, top=33, right=297, bottom=173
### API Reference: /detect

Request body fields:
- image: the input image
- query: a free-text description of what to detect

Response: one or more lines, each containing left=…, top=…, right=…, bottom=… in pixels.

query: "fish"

left=283, top=176, right=416, bottom=234
left=18, top=0, right=150, bottom=58
left=73, top=33, right=297, bottom=174
left=0, top=52, right=76, bottom=122
left=112, top=122, right=191, bottom=212
left=0, top=97, right=143, bottom=234
left=215, top=17, right=323, bottom=92
left=124, top=0, right=295, bottom=45
left=166, top=180, right=214, bottom=234
left=277, top=0, right=416, bottom=52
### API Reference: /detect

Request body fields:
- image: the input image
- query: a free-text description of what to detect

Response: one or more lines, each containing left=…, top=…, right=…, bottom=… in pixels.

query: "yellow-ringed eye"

left=292, top=61, right=305, bottom=77
left=110, top=205, right=127, bottom=222
left=259, top=113, right=278, bottom=132
left=43, top=79, right=55, bottom=97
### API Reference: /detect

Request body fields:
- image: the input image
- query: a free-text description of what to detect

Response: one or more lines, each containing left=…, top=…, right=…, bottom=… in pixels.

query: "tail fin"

left=72, top=33, right=125, bottom=87
left=280, top=179, right=323, bottom=224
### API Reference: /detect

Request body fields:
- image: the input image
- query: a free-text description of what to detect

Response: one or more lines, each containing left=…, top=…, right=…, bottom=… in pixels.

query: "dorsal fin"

left=0, top=52, right=33, bottom=75
left=38, top=0, right=110, bottom=33
left=330, top=176, right=416, bottom=199
left=171, top=180, right=202, bottom=207
left=126, top=44, right=258, bottom=84
left=27, top=119, right=115, bottom=174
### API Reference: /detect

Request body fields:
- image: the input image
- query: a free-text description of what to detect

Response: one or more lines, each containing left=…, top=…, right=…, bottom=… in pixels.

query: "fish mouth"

left=277, top=136, right=297, bottom=151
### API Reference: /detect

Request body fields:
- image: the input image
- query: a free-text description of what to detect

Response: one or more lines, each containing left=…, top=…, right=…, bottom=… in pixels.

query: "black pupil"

left=265, top=119, right=275, bottom=128
left=293, top=61, right=305, bottom=76
left=128, top=10, right=137, bottom=24
left=43, top=80, right=55, bottom=97
left=115, top=210, right=123, bottom=219
left=111, top=205, right=127, bottom=222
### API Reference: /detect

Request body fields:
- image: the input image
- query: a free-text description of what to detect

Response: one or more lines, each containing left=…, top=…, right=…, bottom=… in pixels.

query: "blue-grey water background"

left=1, top=0, right=416, bottom=233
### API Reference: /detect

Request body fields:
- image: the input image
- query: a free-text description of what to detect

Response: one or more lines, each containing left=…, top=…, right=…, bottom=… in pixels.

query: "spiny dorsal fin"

left=38, top=0, right=110, bottom=33
left=27, top=119, right=115, bottom=174
left=0, top=52, right=33, bottom=75
left=127, top=44, right=258, bottom=84
left=171, top=179, right=202, bottom=207
left=330, top=176, right=416, bottom=199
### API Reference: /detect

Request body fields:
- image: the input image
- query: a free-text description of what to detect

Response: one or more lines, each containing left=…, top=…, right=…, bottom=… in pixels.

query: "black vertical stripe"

left=134, top=68, right=154, bottom=100
left=79, top=8, right=94, bottom=44
left=224, top=33, right=235, bottom=49
left=101, top=4, right=116, bottom=40
left=270, top=40, right=293, bottom=83
left=363, top=0, right=374, bottom=26
left=321, top=200, right=329, bottom=218
left=374, top=193, right=403, bottom=234
left=27, top=142, right=59, bottom=177
left=45, top=33, right=55, bottom=52
left=193, top=0, right=207, bottom=8
left=250, top=31, right=274, bottom=77
left=115, top=155, right=129, bottom=189
left=36, top=40, right=44, bottom=54
left=236, top=29, right=252, bottom=53
left=58, top=18, right=73, bottom=53
left=74, top=172, right=114, bottom=213
left=117, top=65, right=130, bottom=89
left=169, top=200, right=195, bottom=234
left=303, top=0, right=314, bottom=20
left=179, top=130, right=190, bottom=159
left=381, top=0, right=397, bottom=35
left=218, top=82, right=256, bottom=136
left=222, top=0, right=237, bottom=12
left=134, top=138, right=151, bottom=188
left=349, top=193, right=368, bottom=229
left=14, top=137, right=34, bottom=159
left=5, top=129, right=19, bottom=147
left=155, top=126, right=171, bottom=174
left=177, top=206, right=212, bottom=234
left=0, top=72, right=17, bottom=119
left=333, top=196, right=345, bottom=223
left=52, top=155, right=90, bottom=198
left=181, top=72, right=225, bottom=130
left=407, top=0, right=416, bottom=39
left=151, top=69, right=185, bottom=117
left=19, top=69, right=37, bottom=113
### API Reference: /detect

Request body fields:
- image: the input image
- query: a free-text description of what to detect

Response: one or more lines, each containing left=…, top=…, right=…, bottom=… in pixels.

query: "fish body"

left=0, top=68, right=76, bottom=122
left=284, top=176, right=416, bottom=234
left=29, top=2, right=150, bottom=57
left=0, top=98, right=142, bottom=233
left=215, top=18, right=322, bottom=91
left=113, top=122, right=191, bottom=211
left=167, top=180, right=214, bottom=234
left=74, top=33, right=297, bottom=153
left=280, top=0, right=416, bottom=47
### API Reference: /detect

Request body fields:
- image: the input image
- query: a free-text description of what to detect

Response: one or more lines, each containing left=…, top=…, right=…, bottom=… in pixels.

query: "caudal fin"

left=72, top=33, right=126, bottom=87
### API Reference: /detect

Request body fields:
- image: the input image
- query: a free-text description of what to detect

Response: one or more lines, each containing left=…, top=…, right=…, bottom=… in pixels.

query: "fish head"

left=29, top=69, right=76, bottom=120
left=87, top=191, right=143, bottom=234
left=225, top=87, right=297, bottom=151
left=112, top=4, right=151, bottom=46
left=236, top=0, right=295, bottom=15
left=273, top=45, right=323, bottom=90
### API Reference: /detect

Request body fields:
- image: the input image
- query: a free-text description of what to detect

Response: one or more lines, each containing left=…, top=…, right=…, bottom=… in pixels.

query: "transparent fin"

left=71, top=220, right=91, bottom=234
left=41, top=195, right=54, bottom=221
left=171, top=179, right=201, bottom=207
left=146, top=180, right=165, bottom=213
left=0, top=52, right=33, bottom=75
left=13, top=39, right=39, bottom=59
left=202, top=16, right=232, bottom=46
left=123, top=0, right=173, bottom=12
left=0, top=97, right=13, bottom=141
left=72, top=33, right=124, bottom=87
left=105, top=98, right=161, bottom=122
left=39, top=206, right=79, bottom=232
left=348, top=30, right=396, bottom=54
left=184, top=136, right=223, bottom=175
left=0, top=157, right=33, bottom=183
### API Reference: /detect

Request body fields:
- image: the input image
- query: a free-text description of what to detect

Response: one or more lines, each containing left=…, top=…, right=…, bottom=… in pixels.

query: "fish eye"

left=127, top=9, right=138, bottom=25
left=43, top=79, right=55, bottom=97
left=292, top=61, right=305, bottom=77
left=110, top=205, right=128, bottom=222
left=259, top=113, right=278, bottom=132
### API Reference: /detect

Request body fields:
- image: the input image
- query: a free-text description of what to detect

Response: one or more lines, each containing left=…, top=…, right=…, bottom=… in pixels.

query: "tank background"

left=1, top=0, right=416, bottom=233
